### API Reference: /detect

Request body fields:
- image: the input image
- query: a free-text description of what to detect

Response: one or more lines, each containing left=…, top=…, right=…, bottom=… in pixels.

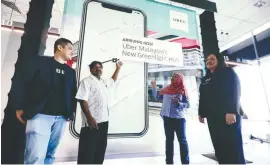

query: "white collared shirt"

left=76, top=75, right=114, bottom=126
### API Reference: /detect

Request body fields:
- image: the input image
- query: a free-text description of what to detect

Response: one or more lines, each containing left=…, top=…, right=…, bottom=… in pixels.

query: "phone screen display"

left=75, top=1, right=147, bottom=136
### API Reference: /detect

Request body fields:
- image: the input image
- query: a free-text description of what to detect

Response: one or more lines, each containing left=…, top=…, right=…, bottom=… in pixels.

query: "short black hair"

left=54, top=38, right=72, bottom=53
left=89, top=61, right=103, bottom=70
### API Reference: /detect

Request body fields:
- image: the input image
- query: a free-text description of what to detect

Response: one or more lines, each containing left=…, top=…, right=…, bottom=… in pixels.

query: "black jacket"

left=7, top=56, right=77, bottom=120
left=198, top=67, right=241, bottom=118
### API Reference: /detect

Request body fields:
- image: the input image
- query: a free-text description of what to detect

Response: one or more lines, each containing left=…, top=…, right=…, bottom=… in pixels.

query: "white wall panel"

left=1, top=29, right=11, bottom=66
left=1, top=30, right=23, bottom=118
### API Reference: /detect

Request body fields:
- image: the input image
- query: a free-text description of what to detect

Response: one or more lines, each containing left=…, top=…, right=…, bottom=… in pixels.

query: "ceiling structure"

left=1, top=0, right=270, bottom=50
left=1, top=0, right=64, bottom=30
left=214, top=0, right=270, bottom=48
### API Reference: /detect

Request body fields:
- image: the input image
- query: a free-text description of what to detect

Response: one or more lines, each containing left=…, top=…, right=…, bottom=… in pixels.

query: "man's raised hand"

left=116, top=61, right=123, bottom=68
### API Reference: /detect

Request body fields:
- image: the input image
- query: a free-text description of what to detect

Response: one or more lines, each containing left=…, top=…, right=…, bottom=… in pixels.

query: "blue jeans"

left=163, top=117, right=189, bottom=164
left=24, top=114, right=66, bottom=164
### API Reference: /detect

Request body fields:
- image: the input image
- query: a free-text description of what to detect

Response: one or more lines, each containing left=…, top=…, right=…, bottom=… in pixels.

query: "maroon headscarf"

left=159, top=73, right=188, bottom=97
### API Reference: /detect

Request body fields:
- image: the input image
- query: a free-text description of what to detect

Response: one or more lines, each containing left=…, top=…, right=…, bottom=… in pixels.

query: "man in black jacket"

left=1, top=38, right=77, bottom=164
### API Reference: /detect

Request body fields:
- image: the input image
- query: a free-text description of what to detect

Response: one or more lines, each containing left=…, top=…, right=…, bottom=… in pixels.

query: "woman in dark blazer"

left=198, top=53, right=246, bottom=164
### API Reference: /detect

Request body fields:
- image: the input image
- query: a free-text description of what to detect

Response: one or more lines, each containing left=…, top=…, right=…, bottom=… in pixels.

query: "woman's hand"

left=171, top=97, right=180, bottom=105
left=199, top=116, right=205, bottom=124
left=225, top=113, right=236, bottom=125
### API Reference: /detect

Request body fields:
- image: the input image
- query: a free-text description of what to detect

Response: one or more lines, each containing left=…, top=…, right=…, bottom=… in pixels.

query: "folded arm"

left=177, top=95, right=190, bottom=110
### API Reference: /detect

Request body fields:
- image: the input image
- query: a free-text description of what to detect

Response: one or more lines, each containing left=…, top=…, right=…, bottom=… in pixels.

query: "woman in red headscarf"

left=159, top=73, right=190, bottom=165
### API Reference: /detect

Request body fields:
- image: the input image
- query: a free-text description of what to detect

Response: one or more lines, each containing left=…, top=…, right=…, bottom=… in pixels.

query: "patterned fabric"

left=160, top=73, right=188, bottom=97
left=160, top=94, right=190, bottom=119
left=76, top=75, right=114, bottom=124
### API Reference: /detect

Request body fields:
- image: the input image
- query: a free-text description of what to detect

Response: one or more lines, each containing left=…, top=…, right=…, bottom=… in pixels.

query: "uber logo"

left=170, top=10, right=189, bottom=33
left=173, top=18, right=186, bottom=24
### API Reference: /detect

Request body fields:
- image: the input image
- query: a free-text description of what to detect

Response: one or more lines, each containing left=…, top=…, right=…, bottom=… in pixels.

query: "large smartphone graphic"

left=71, top=0, right=148, bottom=137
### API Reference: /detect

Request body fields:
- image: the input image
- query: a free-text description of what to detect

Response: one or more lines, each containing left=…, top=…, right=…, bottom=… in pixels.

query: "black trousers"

left=163, top=117, right=190, bottom=164
left=1, top=110, right=26, bottom=164
left=77, top=122, right=109, bottom=164
left=207, top=115, right=246, bottom=164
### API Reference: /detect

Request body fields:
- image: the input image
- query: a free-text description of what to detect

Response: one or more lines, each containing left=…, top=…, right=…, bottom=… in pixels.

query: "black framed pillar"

left=16, top=0, right=54, bottom=67
left=199, top=11, right=219, bottom=58
left=2, top=0, right=54, bottom=164
left=8, top=0, right=54, bottom=105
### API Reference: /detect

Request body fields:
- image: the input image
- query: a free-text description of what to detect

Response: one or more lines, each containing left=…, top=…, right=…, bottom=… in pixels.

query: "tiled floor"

left=55, top=154, right=217, bottom=164
left=54, top=111, right=270, bottom=164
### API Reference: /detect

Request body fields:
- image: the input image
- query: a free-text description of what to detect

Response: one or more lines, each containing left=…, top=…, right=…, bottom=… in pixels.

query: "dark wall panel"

left=199, top=11, right=219, bottom=58
left=228, top=37, right=270, bottom=61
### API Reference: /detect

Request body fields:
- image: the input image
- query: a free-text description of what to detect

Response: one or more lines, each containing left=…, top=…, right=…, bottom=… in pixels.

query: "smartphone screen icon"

left=72, top=0, right=148, bottom=138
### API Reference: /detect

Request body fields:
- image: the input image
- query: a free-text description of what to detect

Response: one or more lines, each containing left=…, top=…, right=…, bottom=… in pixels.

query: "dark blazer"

left=7, top=56, right=77, bottom=120
left=198, top=67, right=241, bottom=118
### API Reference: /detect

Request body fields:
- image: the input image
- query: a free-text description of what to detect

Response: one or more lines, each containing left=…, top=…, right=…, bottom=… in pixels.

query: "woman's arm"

left=221, top=68, right=241, bottom=114
left=181, top=95, right=190, bottom=109
left=173, top=95, right=190, bottom=110
left=198, top=83, right=206, bottom=118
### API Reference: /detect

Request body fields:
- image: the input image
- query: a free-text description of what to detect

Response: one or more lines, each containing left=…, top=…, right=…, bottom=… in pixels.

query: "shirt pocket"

left=90, top=85, right=99, bottom=96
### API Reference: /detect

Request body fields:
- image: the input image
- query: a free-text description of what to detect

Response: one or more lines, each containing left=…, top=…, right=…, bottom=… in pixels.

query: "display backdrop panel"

left=75, top=0, right=147, bottom=136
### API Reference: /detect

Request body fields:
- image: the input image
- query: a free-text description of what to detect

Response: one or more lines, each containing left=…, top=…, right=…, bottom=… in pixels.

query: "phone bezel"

left=69, top=0, right=149, bottom=138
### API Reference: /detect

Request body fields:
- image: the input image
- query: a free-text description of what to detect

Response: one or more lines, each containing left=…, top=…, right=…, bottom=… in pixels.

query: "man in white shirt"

left=76, top=60, right=122, bottom=164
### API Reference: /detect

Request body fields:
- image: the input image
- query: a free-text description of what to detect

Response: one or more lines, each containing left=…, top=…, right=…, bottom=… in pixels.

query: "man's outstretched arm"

left=111, top=61, right=123, bottom=82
